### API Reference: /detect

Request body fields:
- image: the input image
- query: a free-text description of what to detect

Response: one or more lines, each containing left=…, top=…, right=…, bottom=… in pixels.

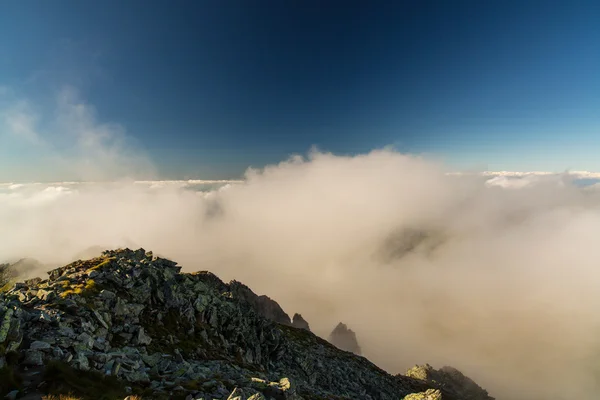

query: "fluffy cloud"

left=3, top=150, right=600, bottom=399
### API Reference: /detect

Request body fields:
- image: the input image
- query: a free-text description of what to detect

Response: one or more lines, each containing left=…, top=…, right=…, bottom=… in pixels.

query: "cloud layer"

left=3, top=150, right=600, bottom=399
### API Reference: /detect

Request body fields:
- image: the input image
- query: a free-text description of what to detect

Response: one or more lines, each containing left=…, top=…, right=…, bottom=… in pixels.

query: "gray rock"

left=52, top=347, right=64, bottom=358
left=123, top=369, right=150, bottom=383
left=77, top=332, right=95, bottom=349
left=134, top=326, right=152, bottom=345
left=57, top=325, right=76, bottom=338
left=93, top=338, right=108, bottom=351
left=99, top=289, right=116, bottom=300
left=94, top=310, right=110, bottom=329
left=0, top=308, right=14, bottom=342
left=23, top=350, right=44, bottom=366
left=29, top=340, right=51, bottom=350
left=111, top=361, right=121, bottom=376
left=56, top=336, right=74, bottom=348
left=74, top=352, right=90, bottom=371
left=141, top=353, right=161, bottom=367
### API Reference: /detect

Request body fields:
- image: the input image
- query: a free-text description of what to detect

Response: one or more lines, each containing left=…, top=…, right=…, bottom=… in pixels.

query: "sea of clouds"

left=3, top=152, right=600, bottom=400
left=4, top=86, right=600, bottom=399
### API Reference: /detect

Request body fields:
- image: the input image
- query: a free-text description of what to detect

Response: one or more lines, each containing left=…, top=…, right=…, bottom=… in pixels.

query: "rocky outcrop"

left=403, top=364, right=494, bottom=400
left=328, top=322, right=362, bottom=355
left=0, top=248, right=490, bottom=399
left=229, top=280, right=293, bottom=326
left=290, top=313, right=309, bottom=331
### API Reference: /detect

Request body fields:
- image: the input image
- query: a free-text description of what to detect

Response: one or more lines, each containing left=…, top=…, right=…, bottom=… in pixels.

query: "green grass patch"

left=0, top=366, right=22, bottom=397
left=85, top=257, right=114, bottom=273
left=42, top=361, right=173, bottom=400
left=59, top=280, right=101, bottom=299
left=42, top=361, right=128, bottom=400
left=59, top=289, right=82, bottom=299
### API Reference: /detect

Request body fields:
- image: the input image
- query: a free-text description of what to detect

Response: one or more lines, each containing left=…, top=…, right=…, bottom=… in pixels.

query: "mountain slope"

left=0, top=248, right=492, bottom=400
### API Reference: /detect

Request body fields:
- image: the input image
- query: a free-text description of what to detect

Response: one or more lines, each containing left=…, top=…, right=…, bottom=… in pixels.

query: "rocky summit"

left=0, top=248, right=493, bottom=400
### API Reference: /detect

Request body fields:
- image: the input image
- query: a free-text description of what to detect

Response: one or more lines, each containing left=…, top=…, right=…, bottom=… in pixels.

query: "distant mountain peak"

left=328, top=322, right=362, bottom=355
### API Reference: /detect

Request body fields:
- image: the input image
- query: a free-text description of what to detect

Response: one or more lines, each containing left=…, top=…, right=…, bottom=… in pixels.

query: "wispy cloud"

left=52, top=85, right=156, bottom=180
left=0, top=85, right=155, bottom=182
left=2, top=100, right=44, bottom=145
left=23, top=38, right=110, bottom=90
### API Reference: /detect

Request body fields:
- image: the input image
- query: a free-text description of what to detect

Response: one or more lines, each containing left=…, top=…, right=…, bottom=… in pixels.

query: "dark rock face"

left=328, top=322, right=362, bottom=355
left=291, top=313, right=310, bottom=331
left=0, top=248, right=491, bottom=400
left=229, top=280, right=293, bottom=326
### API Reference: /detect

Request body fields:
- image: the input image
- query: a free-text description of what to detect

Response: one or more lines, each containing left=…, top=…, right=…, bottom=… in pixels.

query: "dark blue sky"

left=1, top=1, right=600, bottom=179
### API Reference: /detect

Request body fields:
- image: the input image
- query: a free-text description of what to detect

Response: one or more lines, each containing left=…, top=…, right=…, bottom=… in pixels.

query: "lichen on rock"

left=403, top=388, right=442, bottom=400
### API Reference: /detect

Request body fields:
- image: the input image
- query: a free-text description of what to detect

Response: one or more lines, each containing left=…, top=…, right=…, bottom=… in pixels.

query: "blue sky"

left=1, top=0, right=600, bottom=180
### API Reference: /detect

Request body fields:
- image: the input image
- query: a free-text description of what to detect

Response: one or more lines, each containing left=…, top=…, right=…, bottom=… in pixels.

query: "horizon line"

left=3, top=171, right=600, bottom=186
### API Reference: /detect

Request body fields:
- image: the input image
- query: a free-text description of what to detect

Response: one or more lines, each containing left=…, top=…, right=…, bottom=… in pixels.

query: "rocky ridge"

left=403, top=364, right=493, bottom=400
left=0, top=248, right=492, bottom=399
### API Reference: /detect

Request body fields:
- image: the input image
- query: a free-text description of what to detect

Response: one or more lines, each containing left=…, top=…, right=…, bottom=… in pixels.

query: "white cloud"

left=0, top=86, right=155, bottom=182
left=483, top=174, right=574, bottom=189
left=2, top=100, right=44, bottom=145
left=482, top=170, right=600, bottom=179
left=8, top=183, right=26, bottom=190
left=3, top=149, right=600, bottom=399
